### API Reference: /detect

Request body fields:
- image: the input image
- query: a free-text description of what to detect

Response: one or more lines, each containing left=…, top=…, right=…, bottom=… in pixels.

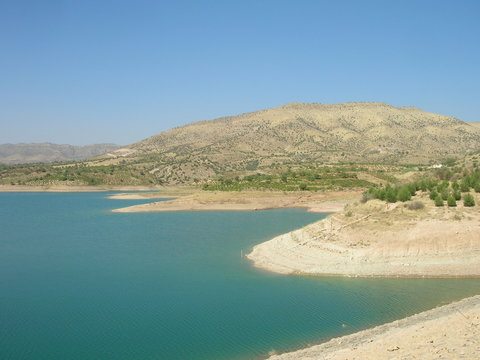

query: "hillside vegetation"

left=99, top=102, right=480, bottom=184
left=364, top=159, right=480, bottom=208
left=1, top=103, right=479, bottom=187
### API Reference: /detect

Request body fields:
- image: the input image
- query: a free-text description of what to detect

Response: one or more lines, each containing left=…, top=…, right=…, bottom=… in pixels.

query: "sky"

left=1, top=0, right=479, bottom=145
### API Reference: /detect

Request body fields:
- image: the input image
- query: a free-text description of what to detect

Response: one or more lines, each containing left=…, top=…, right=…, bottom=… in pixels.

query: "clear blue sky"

left=1, top=0, right=479, bottom=145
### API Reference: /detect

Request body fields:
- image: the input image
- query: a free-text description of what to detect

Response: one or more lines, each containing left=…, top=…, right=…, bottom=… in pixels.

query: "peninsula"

left=247, top=193, right=480, bottom=278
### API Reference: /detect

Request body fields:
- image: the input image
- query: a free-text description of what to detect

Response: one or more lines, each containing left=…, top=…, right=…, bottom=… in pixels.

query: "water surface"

left=0, top=192, right=479, bottom=360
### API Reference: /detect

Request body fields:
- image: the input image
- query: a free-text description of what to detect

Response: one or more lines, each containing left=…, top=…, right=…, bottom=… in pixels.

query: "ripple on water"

left=0, top=192, right=479, bottom=360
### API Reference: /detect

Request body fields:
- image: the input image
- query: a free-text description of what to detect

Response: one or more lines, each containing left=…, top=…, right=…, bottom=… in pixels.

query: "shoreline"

left=113, top=203, right=342, bottom=213
left=271, top=270, right=480, bottom=280
left=107, top=190, right=480, bottom=359
left=247, top=195, right=480, bottom=278
left=267, top=294, right=480, bottom=359
left=110, top=190, right=360, bottom=213
left=1, top=187, right=478, bottom=358
left=0, top=185, right=170, bottom=192
left=0, top=186, right=360, bottom=215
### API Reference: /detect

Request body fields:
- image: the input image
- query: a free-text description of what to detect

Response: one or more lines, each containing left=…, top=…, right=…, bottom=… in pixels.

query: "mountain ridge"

left=0, top=143, right=120, bottom=164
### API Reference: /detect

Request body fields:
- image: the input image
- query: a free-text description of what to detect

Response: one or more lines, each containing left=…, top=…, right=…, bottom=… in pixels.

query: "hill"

left=98, top=102, right=480, bottom=184
left=0, top=143, right=120, bottom=164
left=1, top=103, right=479, bottom=188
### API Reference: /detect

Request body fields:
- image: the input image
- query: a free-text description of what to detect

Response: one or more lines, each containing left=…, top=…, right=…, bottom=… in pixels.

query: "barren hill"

left=99, top=103, right=480, bottom=184
left=0, top=143, right=120, bottom=164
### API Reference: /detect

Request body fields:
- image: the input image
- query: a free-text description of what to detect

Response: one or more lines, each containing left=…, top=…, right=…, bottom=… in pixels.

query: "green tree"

left=407, top=183, right=417, bottom=196
left=441, top=189, right=449, bottom=201
left=463, top=193, right=475, bottom=207
left=447, top=195, right=457, bottom=207
left=385, top=185, right=397, bottom=203
left=434, top=195, right=444, bottom=207
left=375, top=188, right=386, bottom=201
left=397, top=187, right=412, bottom=202
left=439, top=180, right=449, bottom=191
left=460, top=182, right=470, bottom=192
left=419, top=180, right=427, bottom=192
left=453, top=190, right=461, bottom=201
left=452, top=181, right=460, bottom=191
left=426, top=180, right=437, bottom=191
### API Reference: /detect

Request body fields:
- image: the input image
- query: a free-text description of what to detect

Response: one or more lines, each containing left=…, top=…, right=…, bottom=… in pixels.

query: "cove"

left=0, top=192, right=479, bottom=360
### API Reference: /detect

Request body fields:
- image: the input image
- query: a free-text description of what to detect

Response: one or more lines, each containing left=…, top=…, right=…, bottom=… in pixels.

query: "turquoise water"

left=0, top=192, right=479, bottom=360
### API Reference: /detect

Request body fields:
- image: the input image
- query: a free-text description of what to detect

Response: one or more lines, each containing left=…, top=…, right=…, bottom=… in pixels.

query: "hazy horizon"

left=1, top=0, right=479, bottom=146
left=1, top=101, right=480, bottom=147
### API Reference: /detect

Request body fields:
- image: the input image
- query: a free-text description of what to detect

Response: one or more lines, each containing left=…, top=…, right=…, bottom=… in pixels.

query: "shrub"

left=438, top=180, right=449, bottom=191
left=375, top=188, right=386, bottom=201
left=453, top=191, right=461, bottom=201
left=407, top=183, right=417, bottom=195
left=386, top=191, right=397, bottom=203
left=360, top=192, right=375, bottom=204
left=460, top=182, right=470, bottom=192
left=385, top=185, right=397, bottom=203
left=441, top=189, right=449, bottom=201
left=397, top=187, right=412, bottom=202
left=447, top=195, right=457, bottom=207
left=463, top=193, right=475, bottom=207
left=429, top=190, right=438, bottom=200
left=299, top=183, right=308, bottom=191
left=406, top=201, right=425, bottom=210
left=419, top=180, right=428, bottom=192
left=475, top=183, right=480, bottom=193
left=452, top=181, right=460, bottom=191
left=434, top=195, right=444, bottom=207
left=426, top=180, right=437, bottom=191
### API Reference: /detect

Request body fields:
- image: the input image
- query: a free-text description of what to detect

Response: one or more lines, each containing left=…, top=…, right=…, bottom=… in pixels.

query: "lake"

left=0, top=192, right=479, bottom=359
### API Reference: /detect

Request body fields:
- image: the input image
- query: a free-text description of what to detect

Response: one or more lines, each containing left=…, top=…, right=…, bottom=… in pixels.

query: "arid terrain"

left=99, top=102, right=480, bottom=184
left=109, top=190, right=360, bottom=213
left=247, top=192, right=480, bottom=278
left=268, top=295, right=480, bottom=360
left=3, top=103, right=479, bottom=188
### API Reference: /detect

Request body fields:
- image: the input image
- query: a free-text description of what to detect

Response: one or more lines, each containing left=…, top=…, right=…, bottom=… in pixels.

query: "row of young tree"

left=364, top=169, right=479, bottom=207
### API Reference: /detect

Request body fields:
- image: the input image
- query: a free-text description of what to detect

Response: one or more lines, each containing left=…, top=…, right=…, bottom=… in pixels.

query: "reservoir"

left=1, top=192, right=479, bottom=359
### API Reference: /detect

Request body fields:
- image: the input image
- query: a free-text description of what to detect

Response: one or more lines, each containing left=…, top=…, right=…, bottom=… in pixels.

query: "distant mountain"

left=98, top=102, right=480, bottom=184
left=0, top=143, right=121, bottom=164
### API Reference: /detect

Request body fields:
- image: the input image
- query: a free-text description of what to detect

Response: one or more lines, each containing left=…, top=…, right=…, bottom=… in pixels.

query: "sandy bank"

left=107, top=193, right=175, bottom=200
left=248, top=194, right=480, bottom=277
left=268, top=295, right=480, bottom=359
left=110, top=190, right=361, bottom=213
